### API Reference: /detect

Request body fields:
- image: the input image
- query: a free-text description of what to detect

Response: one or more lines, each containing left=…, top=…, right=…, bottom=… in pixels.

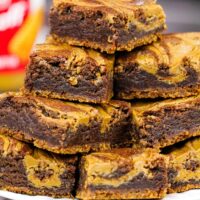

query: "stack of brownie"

left=0, top=0, right=200, bottom=199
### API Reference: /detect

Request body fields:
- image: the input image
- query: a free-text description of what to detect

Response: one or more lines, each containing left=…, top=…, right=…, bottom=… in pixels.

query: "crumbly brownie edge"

left=23, top=89, right=113, bottom=104
left=77, top=189, right=167, bottom=199
left=0, top=127, right=112, bottom=154
left=168, top=183, right=200, bottom=193
left=115, top=86, right=200, bottom=99
left=1, top=186, right=71, bottom=198
left=52, top=32, right=161, bottom=54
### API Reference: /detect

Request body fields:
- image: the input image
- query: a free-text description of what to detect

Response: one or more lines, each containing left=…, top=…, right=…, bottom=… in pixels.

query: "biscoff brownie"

left=115, top=32, right=200, bottom=99
left=77, top=148, right=168, bottom=199
left=0, top=92, right=132, bottom=154
left=50, top=0, right=166, bottom=54
left=166, top=137, right=200, bottom=193
left=24, top=41, right=114, bottom=103
left=0, top=133, right=77, bottom=198
left=132, top=95, right=200, bottom=148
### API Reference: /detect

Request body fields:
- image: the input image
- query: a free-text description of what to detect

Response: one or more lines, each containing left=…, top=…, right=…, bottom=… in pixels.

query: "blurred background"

left=0, top=0, right=200, bottom=94
left=0, top=0, right=200, bottom=200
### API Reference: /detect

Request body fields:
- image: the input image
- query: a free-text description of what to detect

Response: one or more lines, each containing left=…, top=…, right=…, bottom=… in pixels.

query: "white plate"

left=0, top=190, right=200, bottom=200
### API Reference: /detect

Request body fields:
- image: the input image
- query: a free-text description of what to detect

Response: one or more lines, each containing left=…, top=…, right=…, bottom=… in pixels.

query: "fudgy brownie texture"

left=50, top=0, right=166, bottom=54
left=115, top=32, right=200, bottom=99
left=24, top=40, right=114, bottom=103
left=0, top=133, right=77, bottom=198
left=77, top=148, right=168, bottom=199
left=0, top=92, right=132, bottom=154
left=165, top=137, right=200, bottom=193
left=132, top=95, right=200, bottom=149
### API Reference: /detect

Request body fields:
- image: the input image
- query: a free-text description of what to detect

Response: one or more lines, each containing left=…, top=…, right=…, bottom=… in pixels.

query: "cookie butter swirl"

left=34, top=42, right=114, bottom=88
left=53, top=0, right=165, bottom=32
left=117, top=33, right=200, bottom=85
left=168, top=137, right=200, bottom=183
left=24, top=150, right=65, bottom=188
left=0, top=134, right=64, bottom=188
left=0, top=133, right=31, bottom=157
left=82, top=149, right=164, bottom=188
left=34, top=96, right=118, bottom=134
left=3, top=92, right=120, bottom=135
left=53, top=0, right=156, bottom=9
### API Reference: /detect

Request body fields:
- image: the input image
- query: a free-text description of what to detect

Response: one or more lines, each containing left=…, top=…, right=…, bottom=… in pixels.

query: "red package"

left=0, top=0, right=44, bottom=91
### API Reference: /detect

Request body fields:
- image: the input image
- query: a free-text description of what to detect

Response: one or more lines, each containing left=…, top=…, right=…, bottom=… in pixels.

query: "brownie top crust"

left=53, top=0, right=156, bottom=9
left=33, top=42, right=114, bottom=70
left=52, top=0, right=165, bottom=28
left=132, top=94, right=200, bottom=116
left=116, top=32, right=200, bottom=86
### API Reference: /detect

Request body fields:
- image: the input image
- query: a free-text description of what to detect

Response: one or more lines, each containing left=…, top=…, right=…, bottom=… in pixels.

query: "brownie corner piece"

left=25, top=42, right=114, bottom=103
left=0, top=133, right=78, bottom=198
left=0, top=92, right=132, bottom=154
left=131, top=95, right=200, bottom=149
left=114, top=32, right=200, bottom=99
left=77, top=148, right=168, bottom=199
left=166, top=137, right=200, bottom=193
left=50, top=0, right=166, bottom=53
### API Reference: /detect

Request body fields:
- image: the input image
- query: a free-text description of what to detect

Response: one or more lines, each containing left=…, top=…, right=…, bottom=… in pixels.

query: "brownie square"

left=115, top=33, right=200, bottom=99
left=50, top=0, right=166, bottom=53
left=0, top=133, right=77, bottom=198
left=77, top=148, right=168, bottom=199
left=166, top=137, right=200, bottom=193
left=24, top=41, right=114, bottom=103
left=0, top=92, right=132, bottom=154
left=131, top=95, right=200, bottom=148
